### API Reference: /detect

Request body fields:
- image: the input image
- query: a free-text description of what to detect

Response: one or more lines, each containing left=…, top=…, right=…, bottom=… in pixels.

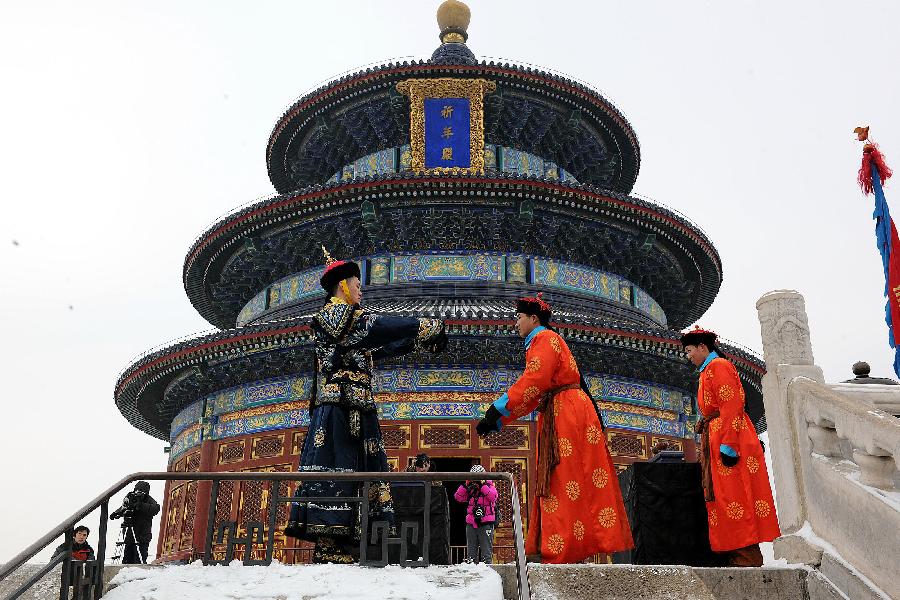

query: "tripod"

left=112, top=523, right=146, bottom=564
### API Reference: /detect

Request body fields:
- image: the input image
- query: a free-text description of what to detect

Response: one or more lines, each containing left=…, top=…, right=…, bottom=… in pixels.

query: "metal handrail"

left=0, top=471, right=529, bottom=600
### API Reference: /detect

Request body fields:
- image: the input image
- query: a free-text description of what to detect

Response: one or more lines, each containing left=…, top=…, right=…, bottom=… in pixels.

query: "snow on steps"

left=0, top=562, right=841, bottom=600
left=103, top=562, right=503, bottom=599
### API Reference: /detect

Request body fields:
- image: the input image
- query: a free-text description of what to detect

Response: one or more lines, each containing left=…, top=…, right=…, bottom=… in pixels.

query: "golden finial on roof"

left=437, top=0, right=470, bottom=44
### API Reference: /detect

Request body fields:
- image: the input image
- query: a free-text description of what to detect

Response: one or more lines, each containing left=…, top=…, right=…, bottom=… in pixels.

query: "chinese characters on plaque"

left=424, top=97, right=471, bottom=168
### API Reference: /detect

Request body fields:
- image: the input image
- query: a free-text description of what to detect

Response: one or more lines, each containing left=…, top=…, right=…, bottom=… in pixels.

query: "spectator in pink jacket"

left=454, top=464, right=498, bottom=563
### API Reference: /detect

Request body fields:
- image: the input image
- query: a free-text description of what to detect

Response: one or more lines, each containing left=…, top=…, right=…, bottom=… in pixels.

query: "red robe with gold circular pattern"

left=698, top=357, right=781, bottom=551
left=500, top=329, right=633, bottom=563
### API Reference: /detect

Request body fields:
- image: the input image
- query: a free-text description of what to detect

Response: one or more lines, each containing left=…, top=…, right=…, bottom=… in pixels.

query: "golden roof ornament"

left=437, top=0, right=470, bottom=44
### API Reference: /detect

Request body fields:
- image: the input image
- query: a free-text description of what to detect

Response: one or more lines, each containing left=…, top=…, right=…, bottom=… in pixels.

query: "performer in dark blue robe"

left=285, top=250, right=447, bottom=563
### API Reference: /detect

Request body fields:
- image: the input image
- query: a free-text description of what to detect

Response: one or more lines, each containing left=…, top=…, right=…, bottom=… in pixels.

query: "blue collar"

left=524, top=326, right=546, bottom=350
left=698, top=351, right=719, bottom=374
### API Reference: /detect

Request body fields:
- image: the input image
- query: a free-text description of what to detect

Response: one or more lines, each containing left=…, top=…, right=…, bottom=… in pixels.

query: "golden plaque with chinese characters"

left=395, top=78, right=496, bottom=175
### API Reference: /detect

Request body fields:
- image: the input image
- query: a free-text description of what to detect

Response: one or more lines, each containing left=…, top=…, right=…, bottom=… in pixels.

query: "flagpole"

left=856, top=126, right=900, bottom=377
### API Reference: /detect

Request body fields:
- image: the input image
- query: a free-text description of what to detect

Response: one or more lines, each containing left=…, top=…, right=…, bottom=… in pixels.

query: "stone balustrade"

left=794, top=379, right=899, bottom=488
left=756, top=290, right=900, bottom=600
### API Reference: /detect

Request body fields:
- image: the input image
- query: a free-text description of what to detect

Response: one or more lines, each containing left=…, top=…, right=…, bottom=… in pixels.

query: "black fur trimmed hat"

left=679, top=325, right=718, bottom=349
left=319, top=245, right=361, bottom=291
left=516, top=292, right=552, bottom=325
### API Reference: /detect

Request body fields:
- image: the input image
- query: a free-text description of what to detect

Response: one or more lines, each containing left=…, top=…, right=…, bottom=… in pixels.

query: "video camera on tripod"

left=110, top=490, right=144, bottom=528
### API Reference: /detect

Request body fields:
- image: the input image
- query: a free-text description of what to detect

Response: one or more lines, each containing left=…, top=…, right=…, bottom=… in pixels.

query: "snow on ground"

left=105, top=560, right=504, bottom=600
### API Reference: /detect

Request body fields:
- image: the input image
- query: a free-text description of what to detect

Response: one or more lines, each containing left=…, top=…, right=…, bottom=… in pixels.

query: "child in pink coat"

left=454, top=464, right=498, bottom=563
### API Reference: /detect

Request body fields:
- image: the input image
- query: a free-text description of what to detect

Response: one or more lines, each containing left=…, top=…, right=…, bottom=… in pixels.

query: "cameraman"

left=453, top=464, right=497, bottom=564
left=110, top=481, right=160, bottom=564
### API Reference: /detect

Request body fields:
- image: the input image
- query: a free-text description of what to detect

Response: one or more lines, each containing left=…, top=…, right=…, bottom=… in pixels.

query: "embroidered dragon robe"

left=286, top=299, right=444, bottom=562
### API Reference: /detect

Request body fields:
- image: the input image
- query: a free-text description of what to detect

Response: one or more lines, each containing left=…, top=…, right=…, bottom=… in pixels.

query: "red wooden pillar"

left=190, top=437, right=216, bottom=560
left=155, top=472, right=172, bottom=560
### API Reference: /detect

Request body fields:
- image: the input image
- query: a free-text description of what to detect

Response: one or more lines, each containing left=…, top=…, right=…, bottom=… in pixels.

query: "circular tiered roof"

left=266, top=60, right=640, bottom=194
left=183, top=175, right=722, bottom=331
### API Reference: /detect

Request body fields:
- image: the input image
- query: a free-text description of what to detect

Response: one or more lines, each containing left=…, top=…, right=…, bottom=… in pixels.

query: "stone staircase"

left=495, top=564, right=831, bottom=600
left=0, top=563, right=841, bottom=600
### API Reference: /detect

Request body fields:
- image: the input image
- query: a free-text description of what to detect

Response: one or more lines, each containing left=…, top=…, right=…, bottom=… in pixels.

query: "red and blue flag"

left=858, top=134, right=899, bottom=376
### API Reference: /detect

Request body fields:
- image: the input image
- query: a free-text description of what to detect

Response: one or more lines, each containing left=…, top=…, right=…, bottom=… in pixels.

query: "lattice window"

left=291, top=431, right=306, bottom=455
left=260, top=464, right=294, bottom=532
left=174, top=457, right=185, bottom=473
left=483, top=426, right=527, bottom=448
left=163, top=486, right=183, bottom=555
left=609, top=434, right=645, bottom=457
left=492, top=460, right=525, bottom=526
left=214, top=480, right=235, bottom=531
left=650, top=437, right=683, bottom=452
left=239, top=481, right=266, bottom=526
left=493, top=545, right=517, bottom=564
left=186, top=452, right=201, bottom=472
left=252, top=435, right=284, bottom=459
left=422, top=426, right=467, bottom=447
left=180, top=481, right=197, bottom=548
left=218, top=441, right=246, bottom=464
left=211, top=480, right=235, bottom=562
left=381, top=426, right=408, bottom=448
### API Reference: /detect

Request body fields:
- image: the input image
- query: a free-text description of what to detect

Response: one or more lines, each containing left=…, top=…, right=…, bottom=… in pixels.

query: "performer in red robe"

left=476, top=294, right=633, bottom=563
left=681, top=327, right=780, bottom=566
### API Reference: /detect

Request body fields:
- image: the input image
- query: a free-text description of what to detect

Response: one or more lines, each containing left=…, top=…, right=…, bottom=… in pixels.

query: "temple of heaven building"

left=114, top=1, right=766, bottom=563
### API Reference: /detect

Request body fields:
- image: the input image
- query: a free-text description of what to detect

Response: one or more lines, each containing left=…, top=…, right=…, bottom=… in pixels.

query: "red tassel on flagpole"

left=859, top=142, right=893, bottom=195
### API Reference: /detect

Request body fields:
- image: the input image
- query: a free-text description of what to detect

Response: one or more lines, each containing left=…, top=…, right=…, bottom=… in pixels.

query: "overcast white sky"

left=2, top=0, right=899, bottom=564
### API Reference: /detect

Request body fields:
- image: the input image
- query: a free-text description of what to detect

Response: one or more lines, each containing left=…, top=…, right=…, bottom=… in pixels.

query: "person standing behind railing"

left=110, top=481, right=160, bottom=564
left=53, top=525, right=95, bottom=561
left=454, top=465, right=497, bottom=564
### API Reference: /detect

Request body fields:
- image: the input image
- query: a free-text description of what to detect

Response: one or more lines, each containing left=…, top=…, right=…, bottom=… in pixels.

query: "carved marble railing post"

left=756, top=290, right=824, bottom=532
left=807, top=419, right=841, bottom=458
left=852, top=449, right=896, bottom=489
left=756, top=290, right=816, bottom=368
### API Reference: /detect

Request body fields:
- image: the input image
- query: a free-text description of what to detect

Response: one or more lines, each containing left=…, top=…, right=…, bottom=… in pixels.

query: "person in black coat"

left=111, top=481, right=160, bottom=564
